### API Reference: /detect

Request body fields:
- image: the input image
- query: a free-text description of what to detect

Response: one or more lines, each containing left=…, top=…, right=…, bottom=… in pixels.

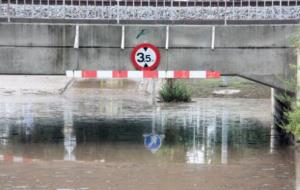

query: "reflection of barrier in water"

left=0, top=97, right=271, bottom=163
left=63, top=103, right=77, bottom=161
left=186, top=106, right=220, bottom=164
left=221, top=108, right=228, bottom=164
left=98, top=96, right=124, bottom=117
left=0, top=154, right=32, bottom=164
left=143, top=104, right=228, bottom=164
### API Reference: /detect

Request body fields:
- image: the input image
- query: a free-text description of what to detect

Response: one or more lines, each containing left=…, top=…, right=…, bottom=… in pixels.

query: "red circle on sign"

left=131, top=43, right=161, bottom=71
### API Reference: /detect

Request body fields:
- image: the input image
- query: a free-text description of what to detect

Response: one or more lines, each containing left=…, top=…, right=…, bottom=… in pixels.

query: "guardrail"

left=1, top=0, right=300, bottom=22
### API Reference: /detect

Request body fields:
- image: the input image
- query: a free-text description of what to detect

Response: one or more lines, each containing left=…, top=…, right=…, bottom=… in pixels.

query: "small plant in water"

left=159, top=79, right=191, bottom=102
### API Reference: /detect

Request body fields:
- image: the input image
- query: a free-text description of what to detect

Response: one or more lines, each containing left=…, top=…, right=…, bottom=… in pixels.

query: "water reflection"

left=0, top=94, right=272, bottom=165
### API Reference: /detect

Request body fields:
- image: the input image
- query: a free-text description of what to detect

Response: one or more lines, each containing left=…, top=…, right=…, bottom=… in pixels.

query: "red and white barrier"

left=0, top=154, right=32, bottom=163
left=66, top=70, right=221, bottom=79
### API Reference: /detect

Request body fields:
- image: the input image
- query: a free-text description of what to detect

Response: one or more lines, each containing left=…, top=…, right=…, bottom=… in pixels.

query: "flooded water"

left=0, top=87, right=296, bottom=190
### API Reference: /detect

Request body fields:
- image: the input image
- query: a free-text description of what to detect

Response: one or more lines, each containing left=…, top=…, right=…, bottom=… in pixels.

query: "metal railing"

left=1, top=0, right=300, bottom=22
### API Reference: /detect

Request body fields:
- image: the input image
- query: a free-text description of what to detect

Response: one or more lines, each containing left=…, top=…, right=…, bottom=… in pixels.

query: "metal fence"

left=1, top=0, right=300, bottom=21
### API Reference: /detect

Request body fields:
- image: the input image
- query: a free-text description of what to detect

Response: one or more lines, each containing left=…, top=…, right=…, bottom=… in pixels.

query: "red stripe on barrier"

left=82, top=70, right=97, bottom=78
left=113, top=71, right=128, bottom=78
left=143, top=71, right=158, bottom=78
left=206, top=71, right=221, bottom=78
left=4, top=154, right=13, bottom=162
left=174, top=71, right=190, bottom=78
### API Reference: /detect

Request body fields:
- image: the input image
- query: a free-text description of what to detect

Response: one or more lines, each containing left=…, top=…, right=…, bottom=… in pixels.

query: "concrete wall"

left=0, top=23, right=298, bottom=89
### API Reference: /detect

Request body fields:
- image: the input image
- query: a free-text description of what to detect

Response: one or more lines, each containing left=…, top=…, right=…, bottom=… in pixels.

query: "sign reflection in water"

left=0, top=98, right=270, bottom=164
left=143, top=108, right=165, bottom=154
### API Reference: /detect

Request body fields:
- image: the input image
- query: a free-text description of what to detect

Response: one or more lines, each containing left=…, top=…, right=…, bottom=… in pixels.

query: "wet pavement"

left=0, top=87, right=296, bottom=190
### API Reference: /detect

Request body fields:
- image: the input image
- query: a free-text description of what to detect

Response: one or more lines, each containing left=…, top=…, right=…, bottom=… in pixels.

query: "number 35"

left=137, top=53, right=151, bottom=62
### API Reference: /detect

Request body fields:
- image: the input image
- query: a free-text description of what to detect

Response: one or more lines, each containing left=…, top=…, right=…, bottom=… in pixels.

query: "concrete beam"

left=215, top=25, right=298, bottom=48
left=0, top=23, right=298, bottom=90
left=79, top=25, right=121, bottom=48
left=0, top=46, right=295, bottom=89
left=0, top=23, right=298, bottom=48
left=0, top=23, right=75, bottom=47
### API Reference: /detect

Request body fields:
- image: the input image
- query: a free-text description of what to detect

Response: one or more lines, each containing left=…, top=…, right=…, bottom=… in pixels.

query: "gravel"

left=1, top=4, right=300, bottom=20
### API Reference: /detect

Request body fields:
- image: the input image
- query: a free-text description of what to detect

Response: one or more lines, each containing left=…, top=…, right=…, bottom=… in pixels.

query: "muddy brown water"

left=0, top=88, right=296, bottom=190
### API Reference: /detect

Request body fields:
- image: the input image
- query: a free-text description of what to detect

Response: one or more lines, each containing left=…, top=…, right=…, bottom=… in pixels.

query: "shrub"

left=283, top=104, right=300, bottom=138
left=159, top=80, right=191, bottom=102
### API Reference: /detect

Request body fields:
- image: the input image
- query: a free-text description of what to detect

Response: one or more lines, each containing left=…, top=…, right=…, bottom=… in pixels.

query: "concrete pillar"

left=271, top=88, right=275, bottom=116
left=73, top=25, right=79, bottom=49
left=165, top=25, right=169, bottom=50
left=211, top=26, right=215, bottom=50
left=121, top=25, right=125, bottom=49
left=270, top=88, right=278, bottom=154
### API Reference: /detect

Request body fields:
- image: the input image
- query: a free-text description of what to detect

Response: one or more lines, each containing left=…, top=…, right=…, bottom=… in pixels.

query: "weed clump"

left=159, top=80, right=191, bottom=102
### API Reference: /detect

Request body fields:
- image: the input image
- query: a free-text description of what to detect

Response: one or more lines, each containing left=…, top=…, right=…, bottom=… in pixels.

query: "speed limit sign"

left=130, top=43, right=160, bottom=71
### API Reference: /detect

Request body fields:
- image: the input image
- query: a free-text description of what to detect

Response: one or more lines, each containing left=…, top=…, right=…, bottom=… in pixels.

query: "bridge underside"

left=0, top=23, right=297, bottom=90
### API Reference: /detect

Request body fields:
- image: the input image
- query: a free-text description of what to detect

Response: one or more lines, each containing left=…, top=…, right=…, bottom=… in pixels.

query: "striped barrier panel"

left=66, top=70, right=221, bottom=79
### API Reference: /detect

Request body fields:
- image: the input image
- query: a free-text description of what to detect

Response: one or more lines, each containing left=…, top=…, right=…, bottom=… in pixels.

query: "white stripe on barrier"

left=166, top=71, right=175, bottom=78
left=13, top=157, right=23, bottom=163
left=97, top=71, right=113, bottom=78
left=158, top=71, right=166, bottom=78
left=190, top=71, right=206, bottom=78
left=128, top=71, right=143, bottom=78
left=74, top=70, right=82, bottom=78
left=66, top=70, right=74, bottom=77
left=158, top=71, right=174, bottom=78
